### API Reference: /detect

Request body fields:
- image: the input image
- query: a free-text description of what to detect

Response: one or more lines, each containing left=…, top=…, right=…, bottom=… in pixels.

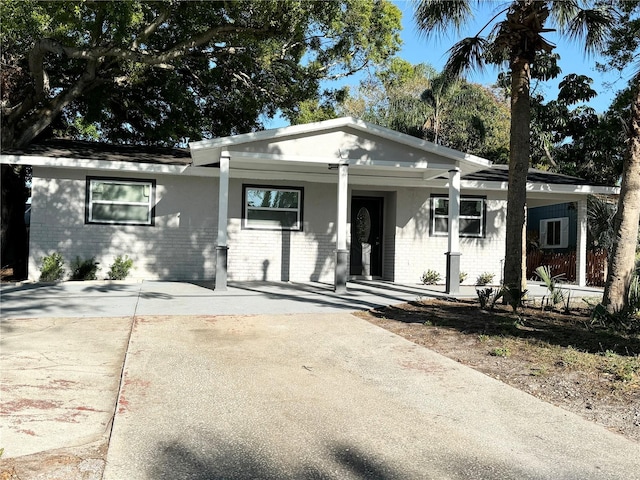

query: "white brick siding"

left=28, top=168, right=507, bottom=285
left=28, top=167, right=218, bottom=281
left=226, top=179, right=337, bottom=283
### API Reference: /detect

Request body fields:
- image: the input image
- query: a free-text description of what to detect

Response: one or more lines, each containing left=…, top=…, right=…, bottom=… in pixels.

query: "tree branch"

left=30, top=24, right=269, bottom=69
left=133, top=6, right=171, bottom=49
left=16, top=61, right=99, bottom=147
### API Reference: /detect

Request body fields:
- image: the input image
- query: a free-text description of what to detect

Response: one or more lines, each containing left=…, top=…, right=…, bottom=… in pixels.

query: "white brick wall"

left=392, top=188, right=507, bottom=285
left=28, top=167, right=218, bottom=281
left=29, top=167, right=508, bottom=285
left=226, top=179, right=338, bottom=283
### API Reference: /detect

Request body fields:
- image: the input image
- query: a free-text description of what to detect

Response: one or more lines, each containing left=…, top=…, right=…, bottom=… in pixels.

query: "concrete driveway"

left=1, top=281, right=636, bottom=479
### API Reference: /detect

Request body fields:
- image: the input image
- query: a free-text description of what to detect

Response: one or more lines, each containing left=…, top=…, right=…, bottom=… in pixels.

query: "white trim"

left=217, top=156, right=230, bottom=246
left=223, top=149, right=456, bottom=171
left=0, top=154, right=215, bottom=177
left=459, top=179, right=619, bottom=195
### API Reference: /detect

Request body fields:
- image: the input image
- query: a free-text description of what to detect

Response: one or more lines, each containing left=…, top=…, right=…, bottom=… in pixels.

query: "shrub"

left=70, top=256, right=100, bottom=281
left=421, top=269, right=441, bottom=285
left=39, top=253, right=65, bottom=282
left=475, top=272, right=495, bottom=286
left=476, top=287, right=503, bottom=311
left=107, top=255, right=134, bottom=280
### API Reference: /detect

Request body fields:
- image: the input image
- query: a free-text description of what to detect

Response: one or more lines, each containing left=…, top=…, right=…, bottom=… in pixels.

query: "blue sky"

left=392, top=1, right=624, bottom=112
left=266, top=1, right=630, bottom=129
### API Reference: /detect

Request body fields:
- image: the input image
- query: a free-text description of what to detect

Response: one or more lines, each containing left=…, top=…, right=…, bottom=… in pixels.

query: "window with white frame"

left=431, top=196, right=485, bottom=237
left=540, top=217, right=569, bottom=248
left=243, top=185, right=303, bottom=231
left=86, top=177, right=155, bottom=225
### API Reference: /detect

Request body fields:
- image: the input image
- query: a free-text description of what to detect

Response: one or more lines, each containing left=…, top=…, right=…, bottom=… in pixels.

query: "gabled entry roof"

left=189, top=117, right=492, bottom=180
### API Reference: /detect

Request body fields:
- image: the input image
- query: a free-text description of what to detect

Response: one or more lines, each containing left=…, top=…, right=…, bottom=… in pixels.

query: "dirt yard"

left=356, top=297, right=640, bottom=443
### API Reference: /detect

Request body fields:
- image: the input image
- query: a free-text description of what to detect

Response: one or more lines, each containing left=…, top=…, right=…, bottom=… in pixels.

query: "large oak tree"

left=0, top=0, right=401, bottom=277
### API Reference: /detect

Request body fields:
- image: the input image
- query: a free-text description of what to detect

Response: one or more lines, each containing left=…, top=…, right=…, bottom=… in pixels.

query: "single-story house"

left=0, top=117, right=618, bottom=292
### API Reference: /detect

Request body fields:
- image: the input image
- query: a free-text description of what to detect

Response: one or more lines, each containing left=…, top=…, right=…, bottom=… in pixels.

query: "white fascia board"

left=458, top=179, right=619, bottom=195
left=348, top=157, right=453, bottom=170
left=0, top=154, right=217, bottom=177
left=230, top=168, right=435, bottom=187
left=224, top=150, right=454, bottom=171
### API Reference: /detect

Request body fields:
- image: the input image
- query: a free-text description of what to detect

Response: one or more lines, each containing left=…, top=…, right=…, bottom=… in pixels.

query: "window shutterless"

left=243, top=185, right=303, bottom=231
left=86, top=177, right=155, bottom=226
left=431, top=196, right=485, bottom=238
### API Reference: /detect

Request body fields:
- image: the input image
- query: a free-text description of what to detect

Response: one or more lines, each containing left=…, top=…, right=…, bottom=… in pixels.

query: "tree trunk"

left=602, top=81, right=640, bottom=314
left=503, top=57, right=531, bottom=295
left=0, top=164, right=29, bottom=279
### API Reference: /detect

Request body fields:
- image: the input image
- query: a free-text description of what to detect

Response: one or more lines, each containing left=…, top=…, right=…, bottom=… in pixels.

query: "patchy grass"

left=356, top=298, right=640, bottom=441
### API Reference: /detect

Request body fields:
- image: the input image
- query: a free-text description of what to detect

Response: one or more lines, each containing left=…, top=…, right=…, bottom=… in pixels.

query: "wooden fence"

left=526, top=249, right=608, bottom=286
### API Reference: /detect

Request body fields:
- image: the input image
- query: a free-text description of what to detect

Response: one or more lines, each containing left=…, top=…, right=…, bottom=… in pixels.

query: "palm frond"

left=443, top=36, right=488, bottom=79
left=564, top=5, right=617, bottom=54
left=413, top=0, right=473, bottom=37
left=550, top=0, right=581, bottom=29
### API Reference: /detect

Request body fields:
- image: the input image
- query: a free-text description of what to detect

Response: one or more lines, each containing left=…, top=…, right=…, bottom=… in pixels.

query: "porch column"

left=335, top=162, right=349, bottom=293
left=576, top=199, right=588, bottom=287
left=215, top=155, right=230, bottom=291
left=446, top=167, right=461, bottom=294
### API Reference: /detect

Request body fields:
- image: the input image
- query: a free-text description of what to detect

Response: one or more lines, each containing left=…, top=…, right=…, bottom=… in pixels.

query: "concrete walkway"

left=0, top=279, right=605, bottom=319
left=2, top=280, right=635, bottom=479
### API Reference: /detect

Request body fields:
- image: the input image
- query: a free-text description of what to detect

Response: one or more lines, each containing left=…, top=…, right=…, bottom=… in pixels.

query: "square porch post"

left=215, top=155, right=230, bottom=291
left=335, top=162, right=349, bottom=293
left=446, top=168, right=461, bottom=294
left=576, top=199, right=588, bottom=287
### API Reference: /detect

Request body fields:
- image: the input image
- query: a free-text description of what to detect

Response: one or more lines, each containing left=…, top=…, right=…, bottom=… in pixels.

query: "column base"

left=335, top=249, right=349, bottom=294
left=445, top=251, right=461, bottom=295
left=215, top=246, right=229, bottom=291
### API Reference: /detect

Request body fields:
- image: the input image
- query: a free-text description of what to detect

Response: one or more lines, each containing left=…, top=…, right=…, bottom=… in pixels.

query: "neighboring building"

left=0, top=118, right=618, bottom=291
left=528, top=202, right=577, bottom=253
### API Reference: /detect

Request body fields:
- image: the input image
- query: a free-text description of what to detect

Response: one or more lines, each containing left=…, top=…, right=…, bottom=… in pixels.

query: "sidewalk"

left=0, top=279, right=604, bottom=319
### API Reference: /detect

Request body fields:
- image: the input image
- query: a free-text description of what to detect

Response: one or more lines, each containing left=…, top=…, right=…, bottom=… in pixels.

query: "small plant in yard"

left=535, top=265, right=566, bottom=311
left=502, top=284, right=528, bottom=313
left=476, top=286, right=503, bottom=311
left=459, top=271, right=468, bottom=284
left=39, top=252, right=65, bottom=282
left=70, top=256, right=100, bottom=280
left=475, top=272, right=495, bottom=286
left=420, top=269, right=441, bottom=285
left=107, top=255, right=134, bottom=280
left=490, top=346, right=510, bottom=357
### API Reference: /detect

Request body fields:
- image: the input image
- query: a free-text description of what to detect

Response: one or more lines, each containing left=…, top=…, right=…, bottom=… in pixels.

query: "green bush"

left=475, top=272, right=495, bottom=286
left=39, top=253, right=65, bottom=282
left=70, top=256, right=100, bottom=281
left=107, top=255, right=134, bottom=280
left=421, top=269, right=441, bottom=285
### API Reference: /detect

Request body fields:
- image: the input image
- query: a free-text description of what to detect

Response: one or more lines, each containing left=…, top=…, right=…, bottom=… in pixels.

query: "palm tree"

left=414, top=0, right=615, bottom=295
left=600, top=1, right=640, bottom=315
left=603, top=78, right=640, bottom=314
